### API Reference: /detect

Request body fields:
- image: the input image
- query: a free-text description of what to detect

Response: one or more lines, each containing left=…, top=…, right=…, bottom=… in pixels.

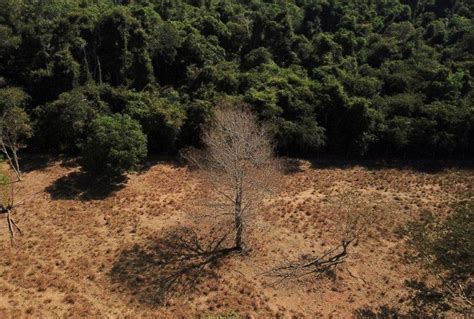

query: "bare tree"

left=184, top=102, right=280, bottom=251
left=0, top=88, right=32, bottom=181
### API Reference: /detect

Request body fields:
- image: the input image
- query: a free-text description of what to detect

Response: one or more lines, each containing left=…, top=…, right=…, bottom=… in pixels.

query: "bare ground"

left=0, top=157, right=472, bottom=318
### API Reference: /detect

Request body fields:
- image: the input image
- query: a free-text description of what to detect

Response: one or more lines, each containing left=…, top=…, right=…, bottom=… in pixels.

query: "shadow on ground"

left=45, top=171, right=127, bottom=201
left=110, top=227, right=237, bottom=306
left=281, top=156, right=474, bottom=175
left=353, top=279, right=457, bottom=318
left=354, top=305, right=402, bottom=319
left=19, top=154, right=53, bottom=173
left=137, top=155, right=186, bottom=174
left=44, top=155, right=186, bottom=201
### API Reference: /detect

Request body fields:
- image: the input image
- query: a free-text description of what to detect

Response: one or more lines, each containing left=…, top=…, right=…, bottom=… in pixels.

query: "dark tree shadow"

left=45, top=171, right=127, bottom=200
left=19, top=154, right=81, bottom=173
left=306, top=156, right=474, bottom=174
left=44, top=155, right=186, bottom=201
left=353, top=280, right=454, bottom=319
left=110, top=227, right=238, bottom=306
left=137, top=155, right=186, bottom=175
left=18, top=153, right=53, bottom=173
left=404, top=280, right=451, bottom=316
left=281, top=157, right=305, bottom=174
left=354, top=305, right=402, bottom=319
left=58, top=157, right=80, bottom=169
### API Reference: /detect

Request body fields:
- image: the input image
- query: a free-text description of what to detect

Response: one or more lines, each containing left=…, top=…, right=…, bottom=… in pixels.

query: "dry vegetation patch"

left=0, top=157, right=472, bottom=317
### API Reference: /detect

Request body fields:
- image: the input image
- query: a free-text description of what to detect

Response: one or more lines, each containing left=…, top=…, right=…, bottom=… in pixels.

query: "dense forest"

left=0, top=0, right=473, bottom=165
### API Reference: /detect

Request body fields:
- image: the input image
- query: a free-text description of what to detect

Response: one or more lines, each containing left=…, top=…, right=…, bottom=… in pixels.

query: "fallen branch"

left=0, top=173, right=33, bottom=245
left=1, top=208, right=22, bottom=245
left=265, top=210, right=374, bottom=286
left=265, top=237, right=354, bottom=286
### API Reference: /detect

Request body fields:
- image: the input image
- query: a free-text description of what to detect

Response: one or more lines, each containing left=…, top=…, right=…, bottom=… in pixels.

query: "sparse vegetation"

left=1, top=156, right=473, bottom=317
left=266, top=188, right=380, bottom=285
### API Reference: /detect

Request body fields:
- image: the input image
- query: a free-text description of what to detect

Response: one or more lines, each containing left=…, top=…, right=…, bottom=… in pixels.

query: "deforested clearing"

left=0, top=157, right=471, bottom=318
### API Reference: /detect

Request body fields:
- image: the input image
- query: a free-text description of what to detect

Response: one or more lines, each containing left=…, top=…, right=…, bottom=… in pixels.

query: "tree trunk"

left=97, top=55, right=103, bottom=85
left=1, top=141, right=20, bottom=181
left=12, top=148, right=21, bottom=181
left=234, top=184, right=243, bottom=250
left=82, top=45, right=91, bottom=82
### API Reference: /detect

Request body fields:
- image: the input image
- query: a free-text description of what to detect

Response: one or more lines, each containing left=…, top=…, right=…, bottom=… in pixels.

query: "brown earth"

left=0, top=157, right=472, bottom=318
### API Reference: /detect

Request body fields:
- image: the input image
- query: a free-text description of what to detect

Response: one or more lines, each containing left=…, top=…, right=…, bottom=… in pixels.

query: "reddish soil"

left=0, top=157, right=472, bottom=318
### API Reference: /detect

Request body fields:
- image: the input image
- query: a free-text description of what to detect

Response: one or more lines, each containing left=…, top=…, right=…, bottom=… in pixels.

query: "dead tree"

left=0, top=173, right=23, bottom=244
left=184, top=102, right=280, bottom=251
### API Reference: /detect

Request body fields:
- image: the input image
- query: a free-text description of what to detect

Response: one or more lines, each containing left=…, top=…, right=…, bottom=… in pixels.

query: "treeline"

left=1, top=0, right=473, bottom=159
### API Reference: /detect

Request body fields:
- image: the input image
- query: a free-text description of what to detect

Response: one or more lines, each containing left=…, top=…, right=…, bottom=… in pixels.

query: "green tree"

left=123, top=89, right=185, bottom=153
left=81, top=114, right=147, bottom=177
left=0, top=87, right=32, bottom=180
left=34, top=86, right=108, bottom=153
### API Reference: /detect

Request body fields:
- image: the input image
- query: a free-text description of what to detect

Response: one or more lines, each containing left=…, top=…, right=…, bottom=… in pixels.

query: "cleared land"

left=0, top=157, right=472, bottom=318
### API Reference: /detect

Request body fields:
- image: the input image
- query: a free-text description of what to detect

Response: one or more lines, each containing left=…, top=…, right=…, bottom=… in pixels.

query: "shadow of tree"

left=110, top=227, right=238, bottom=306
left=278, top=155, right=474, bottom=175
left=354, top=305, right=402, bottom=319
left=18, top=153, right=52, bottom=173
left=353, top=280, right=454, bottom=318
left=281, top=157, right=305, bottom=175
left=308, top=157, right=474, bottom=174
left=137, top=155, right=186, bottom=175
left=404, top=280, right=451, bottom=316
left=45, top=171, right=126, bottom=200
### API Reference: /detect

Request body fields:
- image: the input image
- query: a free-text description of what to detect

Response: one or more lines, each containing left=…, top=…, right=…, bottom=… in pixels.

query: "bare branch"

left=183, top=102, right=281, bottom=251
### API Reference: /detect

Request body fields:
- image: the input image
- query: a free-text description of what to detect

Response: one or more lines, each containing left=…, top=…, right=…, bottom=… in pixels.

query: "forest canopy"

left=0, top=0, right=473, bottom=159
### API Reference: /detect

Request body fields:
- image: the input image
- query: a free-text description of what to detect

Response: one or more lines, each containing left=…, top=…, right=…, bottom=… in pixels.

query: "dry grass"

left=0, top=157, right=472, bottom=318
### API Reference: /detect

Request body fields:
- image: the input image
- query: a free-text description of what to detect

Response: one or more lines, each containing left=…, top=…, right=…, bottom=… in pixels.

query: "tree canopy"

left=81, top=113, right=147, bottom=177
left=0, top=0, right=472, bottom=160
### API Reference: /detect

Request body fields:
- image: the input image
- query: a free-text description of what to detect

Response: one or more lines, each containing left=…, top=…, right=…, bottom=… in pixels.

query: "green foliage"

left=243, top=63, right=325, bottom=153
left=123, top=89, right=185, bottom=153
left=0, top=87, right=29, bottom=111
left=81, top=114, right=147, bottom=177
left=34, top=85, right=108, bottom=152
left=2, top=105, right=33, bottom=145
left=0, top=0, right=472, bottom=158
left=0, top=87, right=33, bottom=147
left=0, top=86, right=32, bottom=178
